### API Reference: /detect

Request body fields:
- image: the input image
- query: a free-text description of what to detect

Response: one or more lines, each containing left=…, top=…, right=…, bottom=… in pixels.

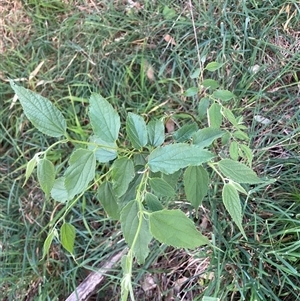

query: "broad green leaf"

left=208, top=103, right=222, bottom=128
left=212, top=90, right=235, bottom=102
left=60, top=223, right=76, bottom=254
left=97, top=181, right=120, bottom=220
left=10, top=81, right=66, bottom=137
left=149, top=209, right=209, bottom=248
left=23, top=155, right=38, bottom=186
left=229, top=141, right=239, bottom=161
left=120, top=200, right=152, bottom=264
left=145, top=193, right=163, bottom=212
left=198, top=98, right=210, bottom=120
left=239, top=144, right=253, bottom=165
left=89, top=93, right=120, bottom=143
left=51, top=177, right=68, bottom=203
left=42, top=230, right=55, bottom=260
left=222, top=107, right=239, bottom=127
left=218, top=159, right=262, bottom=184
left=89, top=136, right=117, bottom=163
left=149, top=177, right=175, bottom=197
left=37, top=158, right=55, bottom=198
left=233, top=130, right=249, bottom=141
left=183, top=166, right=209, bottom=208
left=205, top=61, right=223, bottom=71
left=202, top=79, right=219, bottom=89
left=173, top=123, right=198, bottom=142
left=147, top=119, right=165, bottom=147
left=222, top=183, right=246, bottom=238
left=192, top=128, right=224, bottom=148
left=184, top=87, right=198, bottom=97
left=111, top=158, right=135, bottom=197
left=148, top=143, right=214, bottom=174
left=64, top=149, right=96, bottom=199
left=190, top=68, right=201, bottom=79
left=126, top=113, right=148, bottom=149
left=133, top=154, right=147, bottom=167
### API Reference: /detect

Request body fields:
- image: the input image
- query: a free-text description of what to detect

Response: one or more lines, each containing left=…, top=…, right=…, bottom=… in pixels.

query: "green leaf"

left=145, top=193, right=163, bottom=212
left=208, top=103, right=222, bottom=128
left=126, top=113, right=148, bottom=149
left=89, top=136, right=117, bottom=163
left=148, top=143, right=214, bottom=174
left=218, top=159, right=262, bottom=184
left=162, top=170, right=181, bottom=188
left=149, top=209, right=209, bottom=248
left=147, top=119, right=165, bottom=147
left=10, top=81, right=66, bottom=137
left=222, top=184, right=246, bottom=238
left=97, top=181, right=120, bottom=220
left=23, top=155, right=38, bottom=186
left=202, top=79, right=219, bottom=89
left=184, top=87, right=198, bottom=97
left=239, top=144, right=253, bottom=165
left=37, top=158, right=55, bottom=198
left=111, top=158, right=135, bottom=197
left=149, top=177, right=175, bottom=197
left=212, top=90, right=235, bottom=102
left=163, top=5, right=177, bottom=19
left=42, top=230, right=55, bottom=260
left=190, top=68, right=201, bottom=79
left=51, top=177, right=68, bottom=203
left=173, top=123, right=198, bottom=142
left=192, top=128, right=224, bottom=148
left=60, top=223, right=76, bottom=254
left=230, top=181, right=248, bottom=195
left=183, top=166, right=209, bottom=208
left=205, top=61, right=223, bottom=71
left=120, top=200, right=152, bottom=264
left=202, top=297, right=220, bottom=301
left=198, top=98, right=210, bottom=120
left=233, top=130, right=249, bottom=141
left=229, top=141, right=239, bottom=161
left=89, top=93, right=120, bottom=143
left=64, top=149, right=96, bottom=199
left=222, top=107, right=239, bottom=127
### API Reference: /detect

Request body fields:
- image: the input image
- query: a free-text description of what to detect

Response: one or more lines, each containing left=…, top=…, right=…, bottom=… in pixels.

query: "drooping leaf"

left=198, top=97, right=210, bottom=120
left=89, top=136, right=117, bottom=163
left=97, top=181, right=120, bottom=220
left=173, top=123, right=198, bottom=142
left=89, top=93, right=120, bottom=143
left=149, top=209, right=209, bottom=248
left=229, top=141, right=239, bottom=161
left=42, top=230, right=55, bottom=260
left=208, top=103, right=222, bottom=128
left=51, top=177, right=68, bottom=203
left=212, top=89, right=235, bottom=102
left=23, top=155, right=38, bottom=186
left=218, top=159, right=262, bottom=184
left=148, top=143, right=214, bottom=174
left=64, top=149, right=96, bottom=199
left=205, top=61, right=223, bottom=71
left=37, top=158, right=55, bottom=198
left=111, top=158, right=135, bottom=197
left=192, top=128, right=224, bottom=148
left=202, top=79, right=219, bottom=89
left=147, top=119, right=165, bottom=147
left=145, top=193, right=163, bottom=212
left=222, top=183, right=246, bottom=238
left=120, top=200, right=152, bottom=264
left=126, top=113, right=148, bottom=149
left=60, top=223, right=76, bottom=254
left=183, top=166, right=209, bottom=208
left=149, top=177, right=175, bottom=197
left=10, top=81, right=66, bottom=137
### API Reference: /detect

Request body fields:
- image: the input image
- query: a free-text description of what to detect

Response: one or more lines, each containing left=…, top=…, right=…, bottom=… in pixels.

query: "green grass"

left=1, top=0, right=300, bottom=300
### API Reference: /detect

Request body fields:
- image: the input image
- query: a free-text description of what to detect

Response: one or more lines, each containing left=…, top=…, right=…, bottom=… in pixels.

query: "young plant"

left=10, top=65, right=264, bottom=300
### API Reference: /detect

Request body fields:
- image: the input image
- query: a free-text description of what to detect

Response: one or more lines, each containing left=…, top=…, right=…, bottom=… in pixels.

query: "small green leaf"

left=111, top=158, right=135, bottom=197
left=222, top=107, right=239, bottom=127
left=198, top=98, right=210, bottom=120
left=212, top=90, right=235, bottom=102
left=230, top=181, right=248, bottom=195
left=208, top=103, right=222, bottom=128
left=145, top=193, right=163, bottom=212
left=149, top=177, right=175, bottom=197
left=23, top=155, right=38, bottom=186
left=190, top=68, right=201, bottom=79
left=202, top=79, right=219, bottom=89
left=205, top=62, right=223, bottom=71
left=51, top=177, right=68, bottom=203
left=218, top=159, right=262, bottom=184
left=184, top=87, right=198, bottom=97
left=42, top=231, right=55, bottom=260
left=60, top=223, right=76, bottom=254
left=89, top=136, right=117, bottom=163
left=37, top=158, right=55, bottom=198
left=64, top=149, right=96, bottom=199
left=147, top=119, right=165, bottom=147
left=89, top=93, right=120, bottom=143
left=162, top=170, right=181, bottom=188
left=10, top=81, right=66, bottom=137
left=233, top=130, right=249, bottom=141
left=148, top=143, right=214, bottom=174
left=149, top=209, right=209, bottom=248
left=163, top=5, right=177, bottom=19
left=120, top=200, right=152, bottom=264
left=184, top=166, right=209, bottom=208
left=173, top=123, right=198, bottom=142
left=97, top=181, right=120, bottom=220
left=126, top=113, right=148, bottom=149
left=222, top=183, right=246, bottom=238
left=239, top=144, right=253, bottom=165
left=192, top=128, right=224, bottom=148
left=229, top=141, right=239, bottom=161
